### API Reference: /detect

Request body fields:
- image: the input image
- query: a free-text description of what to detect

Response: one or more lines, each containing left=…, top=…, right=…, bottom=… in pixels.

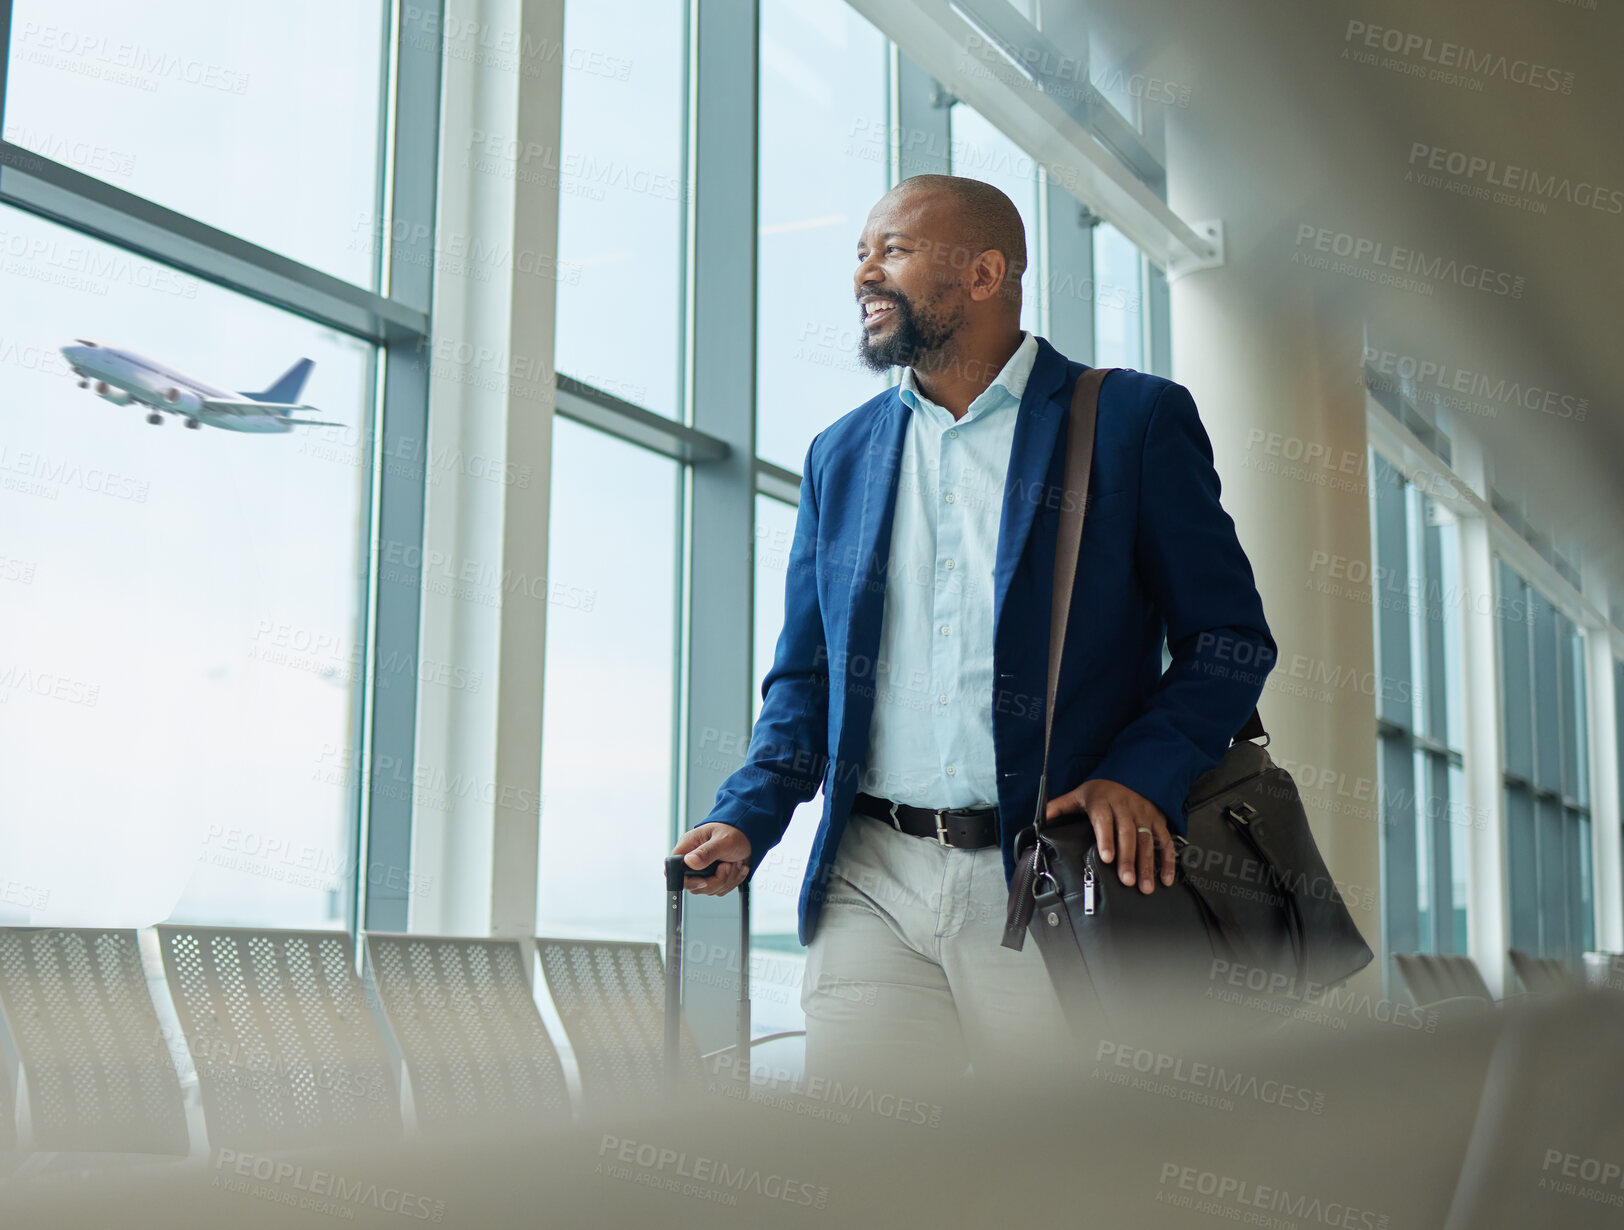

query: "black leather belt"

left=851, top=792, right=1000, bottom=849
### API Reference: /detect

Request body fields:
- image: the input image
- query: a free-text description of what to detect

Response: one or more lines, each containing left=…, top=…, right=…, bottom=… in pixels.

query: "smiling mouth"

left=861, top=298, right=898, bottom=329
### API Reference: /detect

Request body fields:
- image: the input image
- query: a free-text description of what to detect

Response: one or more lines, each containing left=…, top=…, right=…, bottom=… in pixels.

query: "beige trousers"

left=800, top=811, right=1075, bottom=1101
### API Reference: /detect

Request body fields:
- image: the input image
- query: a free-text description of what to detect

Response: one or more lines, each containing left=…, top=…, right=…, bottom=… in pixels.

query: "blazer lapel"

left=843, top=389, right=909, bottom=695
left=992, top=338, right=1073, bottom=634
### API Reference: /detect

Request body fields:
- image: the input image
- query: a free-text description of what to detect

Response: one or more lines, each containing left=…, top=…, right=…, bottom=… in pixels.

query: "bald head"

left=887, top=174, right=1028, bottom=309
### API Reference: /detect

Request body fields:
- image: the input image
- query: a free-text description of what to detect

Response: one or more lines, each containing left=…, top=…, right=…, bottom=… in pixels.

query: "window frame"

left=0, top=0, right=444, bottom=937
left=1370, top=452, right=1469, bottom=969
left=1498, top=561, right=1595, bottom=963
left=1366, top=371, right=1616, bottom=988
left=0, top=0, right=1183, bottom=1007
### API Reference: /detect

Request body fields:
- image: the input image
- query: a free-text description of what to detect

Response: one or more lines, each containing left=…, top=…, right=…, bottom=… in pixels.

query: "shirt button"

left=940, top=625, right=950, bottom=636
left=943, top=559, right=955, bottom=570
left=938, top=693, right=949, bottom=705
left=944, top=493, right=955, bottom=504
left=947, top=429, right=958, bottom=439
left=946, top=765, right=957, bottom=776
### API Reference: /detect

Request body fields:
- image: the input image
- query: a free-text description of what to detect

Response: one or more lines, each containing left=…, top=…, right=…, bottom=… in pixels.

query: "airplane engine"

left=163, top=386, right=204, bottom=415
left=93, top=380, right=134, bottom=406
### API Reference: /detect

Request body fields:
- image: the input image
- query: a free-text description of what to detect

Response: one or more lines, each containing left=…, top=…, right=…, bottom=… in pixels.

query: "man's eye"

left=887, top=245, right=904, bottom=254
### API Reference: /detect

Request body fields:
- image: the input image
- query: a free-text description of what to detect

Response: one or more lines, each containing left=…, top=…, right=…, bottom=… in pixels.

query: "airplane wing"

left=199, top=397, right=344, bottom=427
left=201, top=398, right=305, bottom=415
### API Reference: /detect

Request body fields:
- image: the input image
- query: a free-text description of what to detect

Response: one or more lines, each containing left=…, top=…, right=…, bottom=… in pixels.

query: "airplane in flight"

left=58, top=341, right=343, bottom=432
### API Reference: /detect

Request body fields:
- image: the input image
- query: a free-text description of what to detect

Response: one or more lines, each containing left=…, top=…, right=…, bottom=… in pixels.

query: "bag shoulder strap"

left=1035, top=367, right=1267, bottom=826
left=1038, top=367, right=1110, bottom=814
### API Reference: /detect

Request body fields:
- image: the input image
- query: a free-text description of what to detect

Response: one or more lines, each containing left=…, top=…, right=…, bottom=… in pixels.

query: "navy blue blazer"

left=707, top=336, right=1277, bottom=945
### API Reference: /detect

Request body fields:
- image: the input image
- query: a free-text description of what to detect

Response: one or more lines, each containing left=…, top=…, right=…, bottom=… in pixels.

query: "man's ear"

left=966, top=248, right=1008, bottom=303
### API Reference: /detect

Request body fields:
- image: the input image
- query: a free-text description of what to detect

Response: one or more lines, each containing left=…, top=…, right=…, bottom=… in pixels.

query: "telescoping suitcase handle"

left=662, top=856, right=751, bottom=1096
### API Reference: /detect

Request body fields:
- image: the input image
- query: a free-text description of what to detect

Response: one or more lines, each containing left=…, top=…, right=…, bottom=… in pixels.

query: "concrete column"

left=1164, top=122, right=1384, bottom=998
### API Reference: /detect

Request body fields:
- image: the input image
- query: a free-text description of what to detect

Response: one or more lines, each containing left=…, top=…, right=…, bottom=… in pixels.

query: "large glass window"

left=1498, top=559, right=1594, bottom=964
left=754, top=0, right=890, bottom=473
left=552, top=0, right=686, bottom=420
left=1092, top=222, right=1145, bottom=368
left=747, top=494, right=822, bottom=1037
left=5, top=0, right=387, bottom=286
left=0, top=206, right=375, bottom=929
left=1370, top=453, right=1469, bottom=982
left=949, top=103, right=1042, bottom=336
left=536, top=420, right=679, bottom=942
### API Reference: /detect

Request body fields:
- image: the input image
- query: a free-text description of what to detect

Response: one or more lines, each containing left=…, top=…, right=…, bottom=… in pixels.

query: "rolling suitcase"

left=663, top=856, right=751, bottom=1095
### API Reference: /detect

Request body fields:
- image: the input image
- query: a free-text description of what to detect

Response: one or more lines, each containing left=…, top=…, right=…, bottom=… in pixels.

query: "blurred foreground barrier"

left=0, top=986, right=1618, bottom=1228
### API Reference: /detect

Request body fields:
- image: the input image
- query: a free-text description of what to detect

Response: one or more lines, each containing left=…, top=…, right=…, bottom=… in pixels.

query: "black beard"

left=857, top=291, right=965, bottom=373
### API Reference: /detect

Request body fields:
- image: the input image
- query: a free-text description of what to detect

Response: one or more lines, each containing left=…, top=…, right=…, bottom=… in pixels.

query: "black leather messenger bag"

left=1000, top=368, right=1373, bottom=1033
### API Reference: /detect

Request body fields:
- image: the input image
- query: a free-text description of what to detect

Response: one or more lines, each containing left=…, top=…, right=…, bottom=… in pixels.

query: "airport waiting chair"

left=1394, top=953, right=1443, bottom=1006
left=0, top=1032, right=13, bottom=1152
left=155, top=925, right=401, bottom=1152
left=1431, top=955, right=1494, bottom=1002
left=534, top=937, right=807, bottom=1113
left=1394, top=953, right=1494, bottom=1011
left=0, top=928, right=187, bottom=1154
left=1581, top=951, right=1624, bottom=991
left=1507, top=948, right=1578, bottom=996
left=362, top=934, right=571, bottom=1132
left=535, top=938, right=706, bottom=1110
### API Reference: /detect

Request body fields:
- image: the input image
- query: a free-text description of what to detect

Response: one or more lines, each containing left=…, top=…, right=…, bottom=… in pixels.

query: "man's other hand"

left=1045, top=778, right=1176, bottom=894
left=669, top=823, right=753, bottom=897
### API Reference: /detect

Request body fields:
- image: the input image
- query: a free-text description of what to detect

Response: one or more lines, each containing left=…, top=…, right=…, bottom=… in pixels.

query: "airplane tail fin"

left=244, top=358, right=314, bottom=405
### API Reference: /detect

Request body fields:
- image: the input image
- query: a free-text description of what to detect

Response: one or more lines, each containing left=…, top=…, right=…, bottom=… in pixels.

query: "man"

left=670, top=174, right=1276, bottom=1093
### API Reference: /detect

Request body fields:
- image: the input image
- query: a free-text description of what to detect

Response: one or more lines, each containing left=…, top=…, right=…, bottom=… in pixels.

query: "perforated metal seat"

left=1395, top=953, right=1493, bottom=1008
left=535, top=938, right=705, bottom=1110
left=1394, top=953, right=1442, bottom=1006
left=1508, top=948, right=1577, bottom=996
left=363, top=934, right=571, bottom=1132
left=0, top=928, right=187, bottom=1153
left=0, top=1038, right=13, bottom=1152
left=1582, top=951, right=1624, bottom=991
left=155, top=925, right=400, bottom=1152
left=1433, top=955, right=1494, bottom=1002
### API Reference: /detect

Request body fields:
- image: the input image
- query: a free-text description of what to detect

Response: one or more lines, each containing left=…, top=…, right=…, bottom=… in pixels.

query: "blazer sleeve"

left=1085, top=380, right=1278, bottom=834
left=700, top=440, right=831, bottom=864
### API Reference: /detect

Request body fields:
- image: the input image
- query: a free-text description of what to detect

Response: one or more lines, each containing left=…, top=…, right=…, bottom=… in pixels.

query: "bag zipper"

left=1083, top=863, right=1095, bottom=915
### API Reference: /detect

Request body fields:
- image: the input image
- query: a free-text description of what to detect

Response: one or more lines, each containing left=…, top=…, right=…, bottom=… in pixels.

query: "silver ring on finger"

left=1136, top=827, right=1152, bottom=835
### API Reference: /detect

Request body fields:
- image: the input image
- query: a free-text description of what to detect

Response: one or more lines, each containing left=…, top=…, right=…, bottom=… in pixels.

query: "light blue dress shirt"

left=860, top=330, right=1040, bottom=809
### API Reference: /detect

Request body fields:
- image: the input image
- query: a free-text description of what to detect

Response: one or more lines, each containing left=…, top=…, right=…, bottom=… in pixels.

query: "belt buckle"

left=933, top=808, right=952, bottom=846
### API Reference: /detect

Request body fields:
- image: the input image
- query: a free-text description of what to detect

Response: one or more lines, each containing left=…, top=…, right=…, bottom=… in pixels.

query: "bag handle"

left=1033, top=367, right=1266, bottom=834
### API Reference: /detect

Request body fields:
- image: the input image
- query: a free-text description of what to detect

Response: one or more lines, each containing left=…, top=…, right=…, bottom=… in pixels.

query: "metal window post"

left=0, top=0, right=10, bottom=130
left=895, top=52, right=952, bottom=179
left=358, top=0, right=444, bottom=936
left=1046, top=194, right=1097, bottom=364
left=678, top=0, right=761, bottom=1058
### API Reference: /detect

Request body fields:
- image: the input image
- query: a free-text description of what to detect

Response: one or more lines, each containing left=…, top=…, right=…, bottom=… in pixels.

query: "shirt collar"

left=899, top=330, right=1039, bottom=425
